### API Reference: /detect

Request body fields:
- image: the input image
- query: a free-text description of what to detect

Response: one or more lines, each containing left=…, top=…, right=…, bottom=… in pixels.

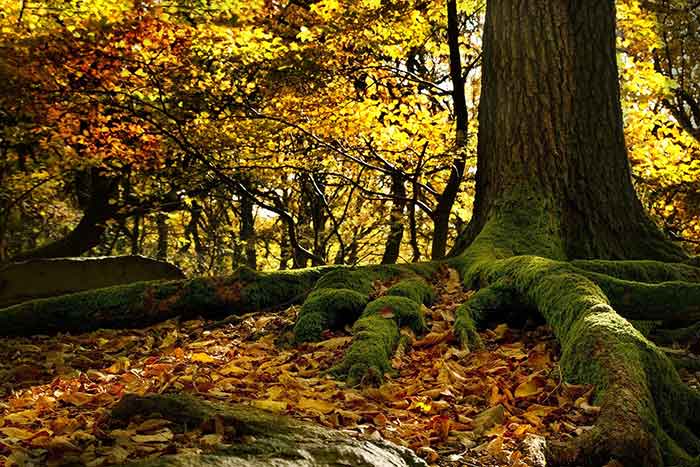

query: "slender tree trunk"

left=156, top=212, right=168, bottom=261
left=430, top=0, right=470, bottom=260
left=239, top=194, right=257, bottom=270
left=381, top=173, right=406, bottom=264
left=130, top=216, right=141, bottom=255
left=453, top=0, right=684, bottom=262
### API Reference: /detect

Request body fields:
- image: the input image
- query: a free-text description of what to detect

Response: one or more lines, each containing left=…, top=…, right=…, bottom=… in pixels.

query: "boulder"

left=0, top=255, right=184, bottom=307
left=111, top=394, right=427, bottom=467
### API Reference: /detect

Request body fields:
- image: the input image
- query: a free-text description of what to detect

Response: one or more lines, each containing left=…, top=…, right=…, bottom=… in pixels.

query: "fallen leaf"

left=514, top=380, right=542, bottom=398
left=297, top=397, right=335, bottom=414
left=191, top=353, right=216, bottom=363
left=251, top=399, right=288, bottom=413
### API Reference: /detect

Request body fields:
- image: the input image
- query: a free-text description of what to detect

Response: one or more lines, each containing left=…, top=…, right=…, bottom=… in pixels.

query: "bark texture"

left=454, top=0, right=684, bottom=262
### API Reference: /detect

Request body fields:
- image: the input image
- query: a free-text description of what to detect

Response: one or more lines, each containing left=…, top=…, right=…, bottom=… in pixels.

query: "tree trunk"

left=381, top=173, right=406, bottom=264
left=11, top=169, right=117, bottom=261
left=454, top=0, right=684, bottom=262
left=430, top=0, right=470, bottom=261
left=239, top=194, right=257, bottom=270
left=156, top=212, right=169, bottom=261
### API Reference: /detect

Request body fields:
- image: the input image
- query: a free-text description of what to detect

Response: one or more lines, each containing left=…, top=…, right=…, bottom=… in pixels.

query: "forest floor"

left=3, top=267, right=689, bottom=466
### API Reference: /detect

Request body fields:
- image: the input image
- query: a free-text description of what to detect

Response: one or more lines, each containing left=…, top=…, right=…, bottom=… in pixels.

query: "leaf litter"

left=0, top=267, right=602, bottom=466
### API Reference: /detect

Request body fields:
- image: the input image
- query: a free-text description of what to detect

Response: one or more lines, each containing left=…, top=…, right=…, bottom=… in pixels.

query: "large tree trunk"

left=453, top=0, right=684, bottom=263
left=448, top=2, right=699, bottom=465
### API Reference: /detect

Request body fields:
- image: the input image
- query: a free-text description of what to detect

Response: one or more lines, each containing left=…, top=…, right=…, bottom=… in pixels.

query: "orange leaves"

left=0, top=269, right=605, bottom=466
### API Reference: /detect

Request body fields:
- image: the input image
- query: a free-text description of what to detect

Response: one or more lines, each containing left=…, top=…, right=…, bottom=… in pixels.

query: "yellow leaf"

left=191, top=352, right=217, bottom=363
left=219, top=361, right=247, bottom=376
left=514, top=380, right=542, bottom=398
left=297, top=397, right=336, bottom=414
left=314, top=336, right=353, bottom=350
left=61, top=392, right=95, bottom=407
left=251, top=399, right=287, bottom=413
left=0, top=427, right=37, bottom=440
left=135, top=419, right=171, bottom=432
left=132, top=428, right=174, bottom=443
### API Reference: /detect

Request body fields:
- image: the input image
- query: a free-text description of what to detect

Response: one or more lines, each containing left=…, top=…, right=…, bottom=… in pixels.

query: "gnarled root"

left=457, top=248, right=700, bottom=466
left=334, top=277, right=433, bottom=385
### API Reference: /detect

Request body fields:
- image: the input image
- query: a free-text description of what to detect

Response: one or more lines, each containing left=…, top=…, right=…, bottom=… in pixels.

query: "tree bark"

left=11, top=169, right=117, bottom=262
left=430, top=0, right=470, bottom=260
left=454, top=0, right=684, bottom=262
left=239, top=193, right=257, bottom=270
left=156, top=212, right=169, bottom=261
left=381, top=173, right=406, bottom=264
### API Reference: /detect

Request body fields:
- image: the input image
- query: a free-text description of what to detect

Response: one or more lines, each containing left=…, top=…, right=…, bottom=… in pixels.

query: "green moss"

left=173, top=278, right=220, bottom=312
left=0, top=267, right=331, bottom=337
left=454, top=303, right=483, bottom=351
left=454, top=280, right=516, bottom=350
left=313, top=269, right=373, bottom=295
left=335, top=313, right=400, bottom=386
left=571, top=259, right=700, bottom=283
left=386, top=278, right=435, bottom=306
left=293, top=288, right=369, bottom=342
left=363, top=295, right=426, bottom=334
left=241, top=270, right=321, bottom=311
left=579, top=273, right=700, bottom=322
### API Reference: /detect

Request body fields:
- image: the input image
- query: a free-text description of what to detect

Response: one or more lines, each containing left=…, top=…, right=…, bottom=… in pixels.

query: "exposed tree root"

left=0, top=266, right=334, bottom=336
left=578, top=272, right=700, bottom=322
left=448, top=213, right=700, bottom=466
left=571, top=260, right=700, bottom=284
left=654, top=322, right=700, bottom=345
left=332, top=277, right=433, bottom=385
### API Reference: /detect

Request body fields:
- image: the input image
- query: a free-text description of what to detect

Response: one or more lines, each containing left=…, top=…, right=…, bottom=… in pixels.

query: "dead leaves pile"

left=0, top=268, right=600, bottom=466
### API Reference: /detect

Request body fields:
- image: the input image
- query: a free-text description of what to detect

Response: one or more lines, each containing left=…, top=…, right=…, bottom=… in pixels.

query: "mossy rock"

left=113, top=394, right=427, bottom=467
left=387, top=278, right=435, bottom=306
left=293, top=288, right=369, bottom=342
left=313, top=269, right=373, bottom=295
left=364, top=295, right=426, bottom=334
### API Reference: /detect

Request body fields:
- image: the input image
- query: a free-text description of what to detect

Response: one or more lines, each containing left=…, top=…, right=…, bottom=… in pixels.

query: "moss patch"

left=335, top=314, right=400, bottom=386
left=364, top=296, right=426, bottom=334
left=386, top=278, right=435, bottom=306
left=335, top=279, right=429, bottom=385
left=313, top=269, right=373, bottom=295
left=293, top=288, right=369, bottom=342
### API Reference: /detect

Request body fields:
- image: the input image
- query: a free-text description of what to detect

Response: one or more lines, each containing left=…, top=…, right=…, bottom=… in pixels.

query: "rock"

left=0, top=255, right=184, bottom=307
left=112, top=394, right=427, bottom=467
left=522, top=434, right=547, bottom=467
left=471, top=404, right=505, bottom=437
